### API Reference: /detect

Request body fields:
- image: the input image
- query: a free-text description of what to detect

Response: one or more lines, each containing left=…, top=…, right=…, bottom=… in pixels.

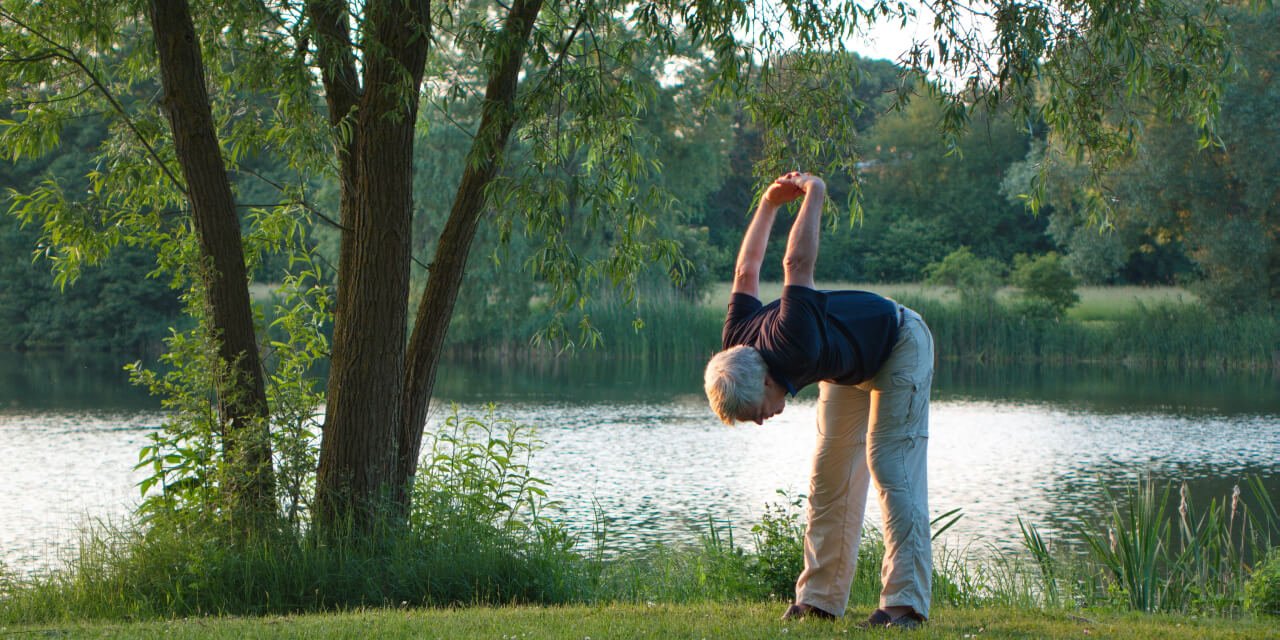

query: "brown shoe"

left=886, top=612, right=925, bottom=630
left=781, top=603, right=837, bottom=621
left=855, top=608, right=892, bottom=629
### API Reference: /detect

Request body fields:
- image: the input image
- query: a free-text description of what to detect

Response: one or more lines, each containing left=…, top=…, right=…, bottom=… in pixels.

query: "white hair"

left=704, top=345, right=767, bottom=425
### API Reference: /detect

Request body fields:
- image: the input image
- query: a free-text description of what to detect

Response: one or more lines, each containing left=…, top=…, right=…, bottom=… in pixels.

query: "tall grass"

left=859, top=296, right=1277, bottom=370
left=443, top=283, right=1275, bottom=369
left=1019, top=475, right=1280, bottom=614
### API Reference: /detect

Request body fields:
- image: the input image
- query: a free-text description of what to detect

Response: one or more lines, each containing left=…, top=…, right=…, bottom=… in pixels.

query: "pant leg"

left=864, top=308, right=934, bottom=619
left=794, top=381, right=872, bottom=616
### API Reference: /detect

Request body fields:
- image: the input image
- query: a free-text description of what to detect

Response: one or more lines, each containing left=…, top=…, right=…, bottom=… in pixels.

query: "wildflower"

left=1178, top=483, right=1189, bottom=524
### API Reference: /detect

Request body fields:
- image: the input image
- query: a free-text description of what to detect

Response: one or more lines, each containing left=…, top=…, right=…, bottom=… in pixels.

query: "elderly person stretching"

left=704, top=172, right=934, bottom=629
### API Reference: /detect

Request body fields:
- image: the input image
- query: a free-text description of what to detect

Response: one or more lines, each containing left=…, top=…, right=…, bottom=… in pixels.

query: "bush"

left=1010, top=252, right=1079, bottom=318
left=924, top=247, right=1005, bottom=305
left=751, top=491, right=807, bottom=599
left=1245, top=548, right=1280, bottom=616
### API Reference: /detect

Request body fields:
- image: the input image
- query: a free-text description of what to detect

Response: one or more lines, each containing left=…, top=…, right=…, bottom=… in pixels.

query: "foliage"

left=749, top=490, right=807, bottom=599
left=0, top=127, right=181, bottom=352
left=860, top=98, right=1048, bottom=269
left=0, top=217, right=180, bottom=352
left=127, top=211, right=327, bottom=530
left=1010, top=252, right=1080, bottom=319
left=889, top=294, right=1280, bottom=370
left=1013, top=3, right=1280, bottom=308
left=1245, top=548, right=1280, bottom=616
left=1068, top=475, right=1280, bottom=613
left=925, top=247, right=1006, bottom=305
left=1019, top=516, right=1061, bottom=607
left=412, top=406, right=572, bottom=552
left=1077, top=476, right=1173, bottom=612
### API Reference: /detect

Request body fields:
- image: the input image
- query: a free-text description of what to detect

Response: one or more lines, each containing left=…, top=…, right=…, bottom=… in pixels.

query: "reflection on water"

left=2, top=351, right=1277, bottom=573
left=0, top=351, right=156, bottom=411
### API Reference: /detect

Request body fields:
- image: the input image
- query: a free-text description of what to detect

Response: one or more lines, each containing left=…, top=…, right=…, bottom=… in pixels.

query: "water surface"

left=2, top=351, right=1277, bottom=573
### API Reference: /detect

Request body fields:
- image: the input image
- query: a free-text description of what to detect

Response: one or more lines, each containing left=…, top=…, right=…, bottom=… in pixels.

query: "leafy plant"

left=750, top=490, right=806, bottom=599
left=1011, top=252, right=1080, bottom=319
left=1245, top=548, right=1280, bottom=616
left=925, top=247, right=1006, bottom=306
left=1018, top=516, right=1060, bottom=607
left=412, top=406, right=571, bottom=553
left=127, top=211, right=328, bottom=531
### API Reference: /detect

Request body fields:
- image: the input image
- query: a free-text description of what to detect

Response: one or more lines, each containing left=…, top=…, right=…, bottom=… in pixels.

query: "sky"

left=823, top=2, right=997, bottom=81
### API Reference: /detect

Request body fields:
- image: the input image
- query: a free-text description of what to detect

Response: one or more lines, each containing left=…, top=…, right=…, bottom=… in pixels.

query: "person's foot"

left=854, top=608, right=892, bottom=629
left=780, top=603, right=836, bottom=621
left=885, top=611, right=926, bottom=630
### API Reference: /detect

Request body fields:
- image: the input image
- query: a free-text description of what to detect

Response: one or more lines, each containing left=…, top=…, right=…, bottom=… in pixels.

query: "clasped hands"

left=763, top=171, right=825, bottom=207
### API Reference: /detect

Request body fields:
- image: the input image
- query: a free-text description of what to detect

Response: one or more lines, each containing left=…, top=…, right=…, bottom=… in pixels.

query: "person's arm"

left=777, top=173, right=826, bottom=290
left=732, top=174, right=803, bottom=298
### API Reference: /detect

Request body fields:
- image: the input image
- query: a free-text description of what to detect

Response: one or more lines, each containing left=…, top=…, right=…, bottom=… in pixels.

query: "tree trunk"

left=148, top=0, right=274, bottom=526
left=311, top=0, right=432, bottom=533
left=396, top=0, right=545, bottom=514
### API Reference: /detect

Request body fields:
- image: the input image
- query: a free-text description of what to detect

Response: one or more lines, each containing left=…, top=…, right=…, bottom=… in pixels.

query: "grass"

left=2, top=603, right=1277, bottom=639
left=1068, top=286, right=1199, bottom=322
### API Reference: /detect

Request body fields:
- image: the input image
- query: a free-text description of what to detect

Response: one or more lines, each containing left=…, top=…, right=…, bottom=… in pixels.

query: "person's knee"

left=867, top=440, right=910, bottom=489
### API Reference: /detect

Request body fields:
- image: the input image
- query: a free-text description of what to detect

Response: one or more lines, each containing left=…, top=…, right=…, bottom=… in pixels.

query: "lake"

left=1, top=351, right=1277, bottom=574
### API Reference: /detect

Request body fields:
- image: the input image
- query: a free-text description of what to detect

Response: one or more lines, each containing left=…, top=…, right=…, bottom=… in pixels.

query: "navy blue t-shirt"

left=721, top=286, right=899, bottom=394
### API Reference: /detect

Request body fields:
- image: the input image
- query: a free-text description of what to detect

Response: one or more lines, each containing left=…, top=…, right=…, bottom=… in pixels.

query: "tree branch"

left=0, top=10, right=188, bottom=194
left=303, top=0, right=361, bottom=127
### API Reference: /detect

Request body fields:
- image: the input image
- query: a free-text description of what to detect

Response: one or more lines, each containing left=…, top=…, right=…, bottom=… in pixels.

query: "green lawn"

left=4, top=603, right=1275, bottom=639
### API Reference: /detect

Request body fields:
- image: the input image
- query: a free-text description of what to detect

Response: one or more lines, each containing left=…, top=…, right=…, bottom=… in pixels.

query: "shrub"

left=751, top=491, right=807, bottom=599
left=1010, top=252, right=1079, bottom=318
left=1245, top=548, right=1280, bottom=616
left=924, top=247, right=1005, bottom=305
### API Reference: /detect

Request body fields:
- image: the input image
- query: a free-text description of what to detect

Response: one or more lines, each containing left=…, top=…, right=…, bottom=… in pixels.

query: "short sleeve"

left=777, top=285, right=827, bottom=343
left=722, top=292, right=763, bottom=348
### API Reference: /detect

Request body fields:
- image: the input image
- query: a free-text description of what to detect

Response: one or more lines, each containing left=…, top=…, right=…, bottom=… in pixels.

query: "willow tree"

left=0, top=0, right=1247, bottom=534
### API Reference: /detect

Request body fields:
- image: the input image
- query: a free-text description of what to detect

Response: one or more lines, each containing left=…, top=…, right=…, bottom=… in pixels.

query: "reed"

left=448, top=285, right=1276, bottom=370
left=892, top=297, right=1278, bottom=370
left=1018, top=475, right=1280, bottom=614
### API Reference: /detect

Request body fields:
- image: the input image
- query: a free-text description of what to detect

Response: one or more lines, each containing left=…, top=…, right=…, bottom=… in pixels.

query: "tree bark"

left=311, top=0, right=432, bottom=532
left=396, top=0, right=545, bottom=514
left=148, top=0, right=274, bottom=526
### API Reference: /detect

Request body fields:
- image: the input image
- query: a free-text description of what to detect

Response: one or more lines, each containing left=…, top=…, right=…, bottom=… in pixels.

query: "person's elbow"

left=783, top=254, right=816, bottom=287
left=783, top=253, right=815, bottom=277
left=735, top=262, right=762, bottom=281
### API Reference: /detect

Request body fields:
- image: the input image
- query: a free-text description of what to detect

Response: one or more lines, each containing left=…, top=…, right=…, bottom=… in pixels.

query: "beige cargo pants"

left=794, top=307, right=934, bottom=619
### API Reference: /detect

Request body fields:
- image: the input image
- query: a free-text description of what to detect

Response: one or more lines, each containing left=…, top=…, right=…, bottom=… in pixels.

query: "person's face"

left=742, top=375, right=788, bottom=425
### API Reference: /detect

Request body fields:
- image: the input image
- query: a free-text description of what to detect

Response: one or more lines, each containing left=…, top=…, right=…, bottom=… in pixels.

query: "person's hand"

left=773, top=172, right=824, bottom=194
left=763, top=172, right=805, bottom=206
left=764, top=171, right=825, bottom=205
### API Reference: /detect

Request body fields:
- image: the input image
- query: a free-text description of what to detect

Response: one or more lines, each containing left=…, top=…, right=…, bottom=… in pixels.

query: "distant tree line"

left=3, top=4, right=1276, bottom=355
